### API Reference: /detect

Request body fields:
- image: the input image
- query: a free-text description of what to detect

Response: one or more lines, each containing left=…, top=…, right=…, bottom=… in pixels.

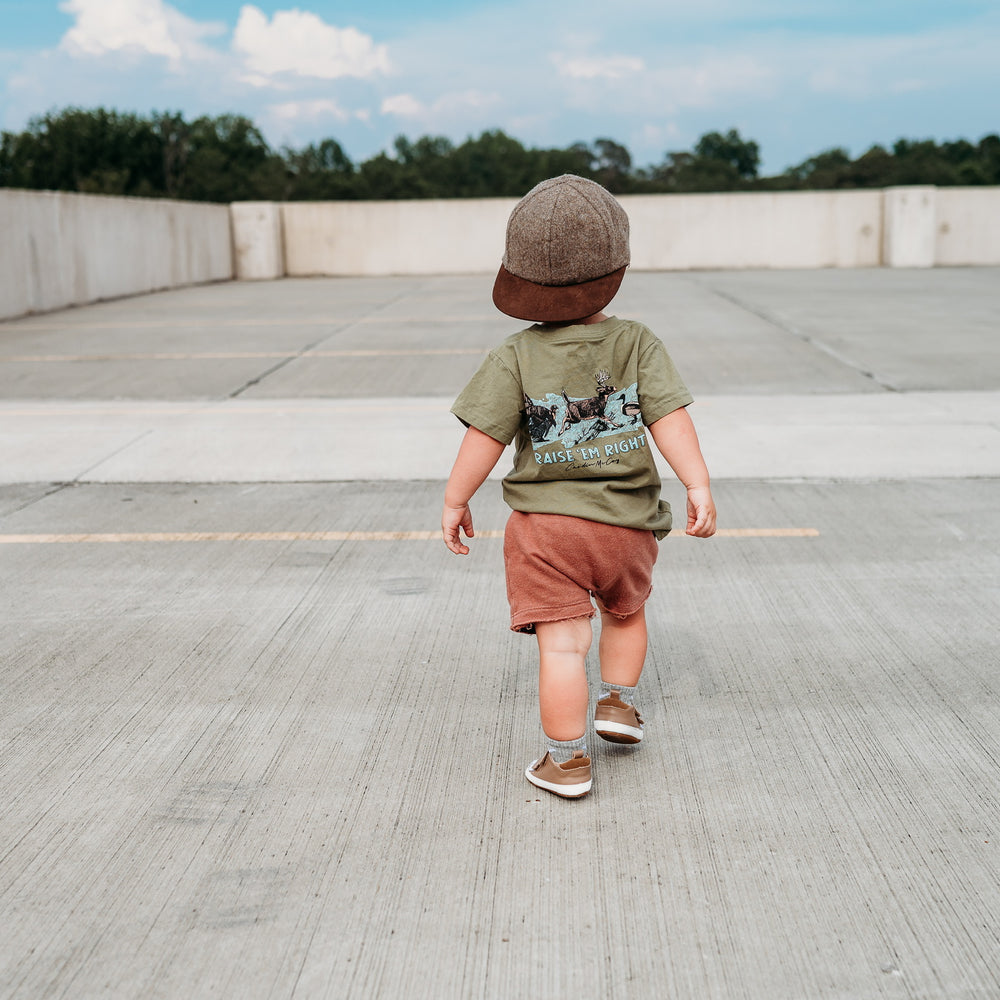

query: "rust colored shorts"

left=503, top=511, right=659, bottom=634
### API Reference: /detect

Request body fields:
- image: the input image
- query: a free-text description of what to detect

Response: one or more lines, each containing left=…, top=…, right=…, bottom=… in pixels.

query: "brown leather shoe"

left=525, top=751, right=592, bottom=798
left=594, top=690, right=644, bottom=744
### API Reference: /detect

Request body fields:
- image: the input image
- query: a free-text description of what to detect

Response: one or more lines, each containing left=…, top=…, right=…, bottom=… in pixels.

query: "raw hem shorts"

left=504, top=511, right=659, bottom=635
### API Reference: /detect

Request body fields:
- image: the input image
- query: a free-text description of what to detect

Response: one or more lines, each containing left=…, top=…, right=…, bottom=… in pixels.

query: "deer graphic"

left=558, top=369, right=622, bottom=436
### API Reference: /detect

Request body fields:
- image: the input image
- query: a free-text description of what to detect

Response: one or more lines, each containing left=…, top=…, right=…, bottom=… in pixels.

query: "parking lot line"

left=0, top=528, right=818, bottom=544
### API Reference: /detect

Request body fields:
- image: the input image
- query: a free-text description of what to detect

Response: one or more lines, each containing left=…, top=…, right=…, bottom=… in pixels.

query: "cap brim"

left=492, top=264, right=627, bottom=323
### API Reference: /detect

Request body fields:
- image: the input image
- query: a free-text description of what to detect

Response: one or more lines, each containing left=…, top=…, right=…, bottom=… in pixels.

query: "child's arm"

left=647, top=407, right=717, bottom=538
left=442, top=426, right=506, bottom=555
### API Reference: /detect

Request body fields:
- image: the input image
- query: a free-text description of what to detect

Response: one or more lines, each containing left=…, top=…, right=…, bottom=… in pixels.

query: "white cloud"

left=381, top=90, right=499, bottom=121
left=268, top=98, right=351, bottom=124
left=551, top=47, right=775, bottom=118
left=233, top=5, right=389, bottom=84
left=58, top=0, right=223, bottom=64
left=553, top=54, right=645, bottom=81
left=261, top=98, right=371, bottom=146
left=433, top=90, right=499, bottom=114
left=382, top=93, right=424, bottom=117
left=659, top=54, right=775, bottom=109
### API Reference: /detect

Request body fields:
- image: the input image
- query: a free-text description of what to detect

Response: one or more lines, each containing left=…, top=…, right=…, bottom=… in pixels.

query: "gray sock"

left=599, top=681, right=637, bottom=705
left=545, top=734, right=588, bottom=763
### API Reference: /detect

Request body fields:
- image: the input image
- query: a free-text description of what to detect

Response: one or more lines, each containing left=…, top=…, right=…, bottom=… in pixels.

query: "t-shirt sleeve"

left=638, top=336, right=694, bottom=425
left=450, top=350, right=524, bottom=445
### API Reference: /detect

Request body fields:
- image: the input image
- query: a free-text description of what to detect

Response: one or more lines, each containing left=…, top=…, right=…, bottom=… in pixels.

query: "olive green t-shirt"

left=451, top=317, right=693, bottom=538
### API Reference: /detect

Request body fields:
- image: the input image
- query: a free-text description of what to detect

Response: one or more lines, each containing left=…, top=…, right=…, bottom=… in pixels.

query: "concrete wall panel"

left=625, top=190, right=882, bottom=270
left=281, top=198, right=515, bottom=276
left=883, top=186, right=936, bottom=268
left=231, top=202, right=284, bottom=279
left=935, top=187, right=1000, bottom=266
left=0, top=189, right=232, bottom=321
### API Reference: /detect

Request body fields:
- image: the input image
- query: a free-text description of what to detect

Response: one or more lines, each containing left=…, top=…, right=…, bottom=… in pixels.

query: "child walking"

left=442, top=175, right=716, bottom=799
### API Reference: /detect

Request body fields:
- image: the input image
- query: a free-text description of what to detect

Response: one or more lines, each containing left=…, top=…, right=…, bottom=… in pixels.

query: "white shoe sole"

left=595, top=720, right=643, bottom=743
left=525, top=762, right=592, bottom=798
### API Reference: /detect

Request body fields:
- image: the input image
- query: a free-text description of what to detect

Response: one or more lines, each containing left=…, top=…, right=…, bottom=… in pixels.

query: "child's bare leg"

left=598, top=605, right=647, bottom=688
left=594, top=604, right=647, bottom=744
left=535, top=616, right=591, bottom=741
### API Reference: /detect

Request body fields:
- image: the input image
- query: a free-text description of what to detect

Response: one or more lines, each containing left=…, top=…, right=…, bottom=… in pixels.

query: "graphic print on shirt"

left=523, top=369, right=644, bottom=451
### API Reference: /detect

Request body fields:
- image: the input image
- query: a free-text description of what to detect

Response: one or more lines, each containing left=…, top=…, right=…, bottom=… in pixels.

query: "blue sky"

left=1, top=0, right=997, bottom=173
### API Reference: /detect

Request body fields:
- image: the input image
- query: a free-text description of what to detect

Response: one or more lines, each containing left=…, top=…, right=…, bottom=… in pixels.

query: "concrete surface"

left=1, top=269, right=998, bottom=483
left=1, top=268, right=999, bottom=1000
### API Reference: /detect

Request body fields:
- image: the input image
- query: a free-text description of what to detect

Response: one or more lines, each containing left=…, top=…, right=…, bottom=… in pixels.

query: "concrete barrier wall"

left=626, top=189, right=882, bottom=270
left=278, top=189, right=885, bottom=277
left=2, top=186, right=996, bottom=322
left=883, top=186, right=937, bottom=268
left=0, top=189, right=232, bottom=321
left=230, top=201, right=283, bottom=280
left=935, top=187, right=1000, bottom=266
left=281, top=198, right=514, bottom=277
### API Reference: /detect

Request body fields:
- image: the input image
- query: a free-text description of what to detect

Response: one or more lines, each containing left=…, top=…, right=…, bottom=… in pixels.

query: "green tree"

left=782, top=147, right=853, bottom=188
left=651, top=149, right=741, bottom=192
left=176, top=114, right=284, bottom=201
left=976, top=134, right=1000, bottom=183
left=891, top=138, right=960, bottom=186
left=590, top=138, right=632, bottom=192
left=695, top=128, right=760, bottom=179
left=0, top=107, right=163, bottom=195
left=392, top=134, right=456, bottom=196
left=4, top=104, right=999, bottom=200
left=649, top=128, right=761, bottom=192
left=780, top=144, right=897, bottom=190
left=355, top=150, right=420, bottom=199
left=448, top=130, right=536, bottom=197
left=153, top=111, right=191, bottom=198
left=285, top=139, right=356, bottom=200
left=847, top=145, right=897, bottom=188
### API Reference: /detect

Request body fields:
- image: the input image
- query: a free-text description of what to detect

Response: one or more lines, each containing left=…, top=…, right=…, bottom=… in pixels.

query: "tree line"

left=2, top=107, right=998, bottom=204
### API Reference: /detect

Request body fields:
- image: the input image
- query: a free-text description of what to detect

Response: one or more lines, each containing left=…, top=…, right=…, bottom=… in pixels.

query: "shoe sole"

left=595, top=720, right=643, bottom=744
left=525, top=764, right=592, bottom=798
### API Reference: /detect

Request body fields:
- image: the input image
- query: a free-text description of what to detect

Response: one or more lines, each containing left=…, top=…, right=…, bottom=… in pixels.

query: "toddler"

left=442, top=175, right=716, bottom=798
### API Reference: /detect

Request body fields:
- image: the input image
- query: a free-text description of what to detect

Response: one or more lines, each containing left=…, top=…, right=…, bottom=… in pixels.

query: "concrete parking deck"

left=1, top=269, right=999, bottom=999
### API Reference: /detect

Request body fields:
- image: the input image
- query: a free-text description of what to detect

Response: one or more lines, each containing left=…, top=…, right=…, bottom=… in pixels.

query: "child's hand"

left=685, top=485, right=716, bottom=537
left=442, top=503, right=475, bottom=555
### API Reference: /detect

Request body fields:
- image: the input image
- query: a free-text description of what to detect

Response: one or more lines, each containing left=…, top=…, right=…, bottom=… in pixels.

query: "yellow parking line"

left=2, top=352, right=291, bottom=362
left=0, top=401, right=450, bottom=416
left=712, top=528, right=819, bottom=537
left=0, top=528, right=818, bottom=545
left=0, top=530, right=449, bottom=543
left=0, top=316, right=496, bottom=333
left=0, top=347, right=488, bottom=363
left=0, top=319, right=343, bottom=331
left=308, top=348, right=486, bottom=357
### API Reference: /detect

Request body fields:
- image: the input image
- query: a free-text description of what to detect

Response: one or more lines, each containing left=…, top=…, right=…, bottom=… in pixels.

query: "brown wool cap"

left=492, top=174, right=630, bottom=323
